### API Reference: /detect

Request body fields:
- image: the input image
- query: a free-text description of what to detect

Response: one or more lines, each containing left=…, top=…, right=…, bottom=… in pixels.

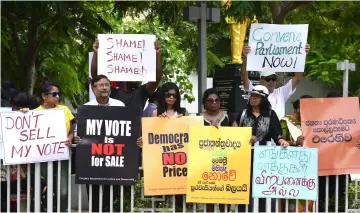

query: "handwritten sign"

left=0, top=109, right=68, bottom=165
left=301, top=97, right=360, bottom=176
left=252, top=146, right=318, bottom=201
left=97, top=34, right=156, bottom=82
left=247, top=24, right=308, bottom=72
left=0, top=107, right=12, bottom=159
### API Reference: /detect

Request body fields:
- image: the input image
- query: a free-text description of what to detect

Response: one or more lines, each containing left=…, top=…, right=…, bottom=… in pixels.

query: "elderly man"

left=241, top=44, right=311, bottom=120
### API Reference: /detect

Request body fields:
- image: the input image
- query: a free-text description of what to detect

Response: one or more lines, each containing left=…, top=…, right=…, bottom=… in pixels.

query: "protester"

left=75, top=74, right=125, bottom=212
left=241, top=44, right=311, bottom=120
left=0, top=92, right=40, bottom=212
left=199, top=88, right=237, bottom=212
left=237, top=85, right=289, bottom=213
left=153, top=82, right=187, bottom=117
left=142, top=91, right=158, bottom=117
left=36, top=78, right=75, bottom=212
left=280, top=95, right=314, bottom=212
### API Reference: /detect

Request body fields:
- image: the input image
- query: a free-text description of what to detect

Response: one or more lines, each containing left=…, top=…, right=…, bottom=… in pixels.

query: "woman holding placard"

left=36, top=78, right=76, bottom=212
left=237, top=85, right=289, bottom=212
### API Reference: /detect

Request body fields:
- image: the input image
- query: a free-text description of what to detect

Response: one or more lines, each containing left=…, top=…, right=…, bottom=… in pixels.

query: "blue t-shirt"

left=142, top=103, right=157, bottom=117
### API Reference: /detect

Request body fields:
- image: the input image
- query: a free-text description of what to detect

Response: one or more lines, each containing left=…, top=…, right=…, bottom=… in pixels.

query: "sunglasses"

left=46, top=92, right=62, bottom=97
left=264, top=77, right=277, bottom=82
left=206, top=98, right=220, bottom=104
left=165, top=92, right=176, bottom=98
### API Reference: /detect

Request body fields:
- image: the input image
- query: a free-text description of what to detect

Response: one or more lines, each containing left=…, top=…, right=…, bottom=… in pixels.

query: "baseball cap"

left=260, top=71, right=278, bottom=78
left=246, top=85, right=269, bottom=97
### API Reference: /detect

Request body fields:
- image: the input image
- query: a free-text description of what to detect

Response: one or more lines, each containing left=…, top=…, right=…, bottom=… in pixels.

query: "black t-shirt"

left=112, top=84, right=150, bottom=113
left=199, top=111, right=235, bottom=127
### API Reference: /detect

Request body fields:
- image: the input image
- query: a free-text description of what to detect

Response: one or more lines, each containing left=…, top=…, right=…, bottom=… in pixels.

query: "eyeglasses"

left=264, top=77, right=277, bottom=82
left=95, top=83, right=111, bottom=88
left=165, top=92, right=176, bottom=98
left=46, top=92, right=62, bottom=97
left=206, top=98, right=220, bottom=104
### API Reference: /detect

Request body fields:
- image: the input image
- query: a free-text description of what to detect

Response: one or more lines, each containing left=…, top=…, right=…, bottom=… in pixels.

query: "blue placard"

left=252, top=146, right=318, bottom=200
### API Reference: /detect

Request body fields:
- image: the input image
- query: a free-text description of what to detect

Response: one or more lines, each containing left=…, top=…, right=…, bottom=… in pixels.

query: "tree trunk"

left=270, top=1, right=312, bottom=24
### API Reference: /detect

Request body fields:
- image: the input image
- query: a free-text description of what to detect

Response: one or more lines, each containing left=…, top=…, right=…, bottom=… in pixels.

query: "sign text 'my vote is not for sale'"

left=247, top=24, right=309, bottom=72
left=97, top=34, right=156, bottom=82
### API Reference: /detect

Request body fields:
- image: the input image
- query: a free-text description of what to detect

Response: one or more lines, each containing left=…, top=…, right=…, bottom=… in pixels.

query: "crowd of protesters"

left=0, top=39, right=351, bottom=213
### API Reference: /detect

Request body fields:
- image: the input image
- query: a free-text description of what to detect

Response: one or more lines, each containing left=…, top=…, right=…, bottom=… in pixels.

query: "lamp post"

left=183, top=2, right=220, bottom=113
left=336, top=60, right=356, bottom=97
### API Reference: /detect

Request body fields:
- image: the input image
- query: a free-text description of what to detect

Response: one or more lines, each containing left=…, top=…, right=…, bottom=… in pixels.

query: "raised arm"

left=91, top=39, right=99, bottom=78
left=241, top=45, right=251, bottom=90
left=291, top=44, right=310, bottom=90
left=146, top=41, right=163, bottom=94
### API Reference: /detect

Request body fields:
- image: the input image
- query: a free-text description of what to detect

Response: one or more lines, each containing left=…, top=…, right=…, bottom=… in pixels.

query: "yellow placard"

left=142, top=116, right=204, bottom=196
left=186, top=126, right=252, bottom=204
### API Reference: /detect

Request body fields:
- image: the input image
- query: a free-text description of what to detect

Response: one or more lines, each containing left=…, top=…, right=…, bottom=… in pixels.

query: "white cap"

left=247, top=85, right=269, bottom=97
left=260, top=71, right=278, bottom=78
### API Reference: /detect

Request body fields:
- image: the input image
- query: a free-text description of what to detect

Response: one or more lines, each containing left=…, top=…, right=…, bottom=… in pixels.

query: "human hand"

left=65, top=135, right=73, bottom=147
left=73, top=136, right=81, bottom=144
left=154, top=41, right=161, bottom=54
left=296, top=135, right=305, bottom=146
left=93, top=39, right=99, bottom=52
left=158, top=113, right=169, bottom=118
left=136, top=137, right=143, bottom=148
left=243, top=45, right=251, bottom=58
left=279, top=139, right=290, bottom=148
left=249, top=136, right=256, bottom=144
left=176, top=114, right=183, bottom=118
left=305, top=44, right=310, bottom=55
left=20, top=108, right=29, bottom=113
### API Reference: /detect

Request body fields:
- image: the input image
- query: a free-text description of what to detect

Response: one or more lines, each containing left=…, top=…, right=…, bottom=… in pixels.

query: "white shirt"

left=84, top=98, right=125, bottom=106
left=248, top=79, right=296, bottom=120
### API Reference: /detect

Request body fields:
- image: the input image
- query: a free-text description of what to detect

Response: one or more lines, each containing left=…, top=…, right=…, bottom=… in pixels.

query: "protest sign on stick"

left=0, top=109, right=68, bottom=165
left=247, top=24, right=308, bottom=72
left=97, top=34, right=156, bottom=82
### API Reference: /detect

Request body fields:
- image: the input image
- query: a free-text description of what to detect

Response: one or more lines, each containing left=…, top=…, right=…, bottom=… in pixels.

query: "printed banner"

left=186, top=126, right=252, bottom=204
left=301, top=97, right=360, bottom=176
left=252, top=146, right=318, bottom=200
left=247, top=24, right=309, bottom=72
left=0, top=109, right=68, bottom=165
left=97, top=34, right=156, bottom=82
left=142, top=116, right=204, bottom=195
left=75, top=105, right=141, bottom=185
left=0, top=107, right=13, bottom=160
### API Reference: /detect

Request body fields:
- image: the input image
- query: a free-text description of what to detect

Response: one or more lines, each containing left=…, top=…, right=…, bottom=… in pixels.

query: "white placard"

left=89, top=52, right=95, bottom=101
left=0, top=108, right=69, bottom=165
left=247, top=24, right=309, bottom=72
left=0, top=107, right=12, bottom=159
left=97, top=34, right=156, bottom=82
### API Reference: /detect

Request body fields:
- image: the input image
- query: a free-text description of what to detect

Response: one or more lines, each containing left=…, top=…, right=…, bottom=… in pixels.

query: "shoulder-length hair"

left=157, top=82, right=181, bottom=115
left=246, top=96, right=272, bottom=116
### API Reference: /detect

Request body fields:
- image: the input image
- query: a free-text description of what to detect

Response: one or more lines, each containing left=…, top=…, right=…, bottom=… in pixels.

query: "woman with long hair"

left=152, top=82, right=187, bottom=117
left=237, top=85, right=289, bottom=213
left=36, top=78, right=75, bottom=212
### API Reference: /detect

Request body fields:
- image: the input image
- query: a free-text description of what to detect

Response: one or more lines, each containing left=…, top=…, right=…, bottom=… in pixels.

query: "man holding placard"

left=241, top=24, right=311, bottom=120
